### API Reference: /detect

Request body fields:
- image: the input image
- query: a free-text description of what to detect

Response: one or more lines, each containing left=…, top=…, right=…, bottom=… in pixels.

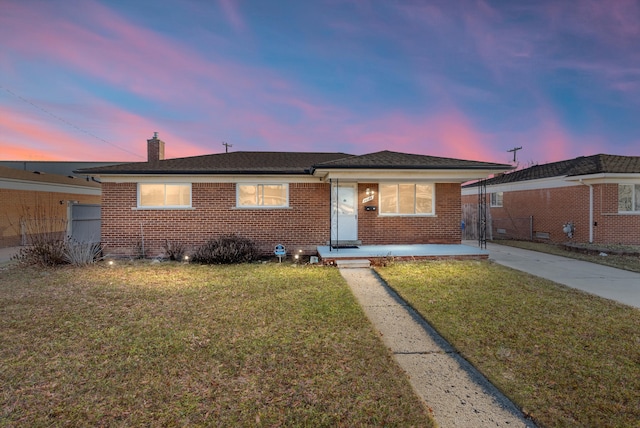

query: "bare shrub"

left=192, top=234, right=259, bottom=264
left=12, top=240, right=67, bottom=267
left=10, top=195, right=68, bottom=266
left=132, top=241, right=146, bottom=259
left=64, top=239, right=103, bottom=266
left=163, top=240, right=186, bottom=261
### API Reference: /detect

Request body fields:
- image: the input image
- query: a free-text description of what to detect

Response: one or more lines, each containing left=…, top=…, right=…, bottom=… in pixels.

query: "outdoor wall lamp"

left=366, top=188, right=375, bottom=196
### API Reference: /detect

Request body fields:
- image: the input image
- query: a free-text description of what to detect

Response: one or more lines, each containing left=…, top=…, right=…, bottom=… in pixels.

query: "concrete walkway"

left=340, top=268, right=536, bottom=427
left=0, top=246, right=20, bottom=266
left=480, top=242, right=640, bottom=309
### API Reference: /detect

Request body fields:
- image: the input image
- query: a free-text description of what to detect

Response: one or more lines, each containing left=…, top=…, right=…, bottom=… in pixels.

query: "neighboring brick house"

left=77, top=134, right=510, bottom=258
left=461, top=154, right=640, bottom=245
left=0, top=166, right=101, bottom=248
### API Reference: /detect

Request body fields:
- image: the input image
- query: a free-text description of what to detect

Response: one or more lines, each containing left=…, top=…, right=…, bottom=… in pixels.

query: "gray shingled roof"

left=464, top=154, right=640, bottom=187
left=315, top=150, right=511, bottom=170
left=75, top=152, right=352, bottom=175
left=76, top=150, right=512, bottom=175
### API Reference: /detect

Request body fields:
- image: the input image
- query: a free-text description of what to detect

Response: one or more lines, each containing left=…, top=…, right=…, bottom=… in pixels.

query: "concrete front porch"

left=316, top=243, right=488, bottom=265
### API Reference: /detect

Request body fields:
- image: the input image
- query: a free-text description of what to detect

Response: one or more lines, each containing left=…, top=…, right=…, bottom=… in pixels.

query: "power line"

left=1, top=84, right=145, bottom=159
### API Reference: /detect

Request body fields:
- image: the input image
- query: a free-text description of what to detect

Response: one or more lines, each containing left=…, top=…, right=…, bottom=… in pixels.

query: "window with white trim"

left=618, top=184, right=640, bottom=212
left=490, top=192, right=504, bottom=207
left=138, top=183, right=191, bottom=208
left=237, top=184, right=288, bottom=207
left=379, top=183, right=434, bottom=215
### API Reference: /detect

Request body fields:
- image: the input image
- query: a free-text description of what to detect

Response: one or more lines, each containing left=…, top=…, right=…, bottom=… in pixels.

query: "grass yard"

left=377, top=260, right=640, bottom=428
left=0, top=262, right=435, bottom=427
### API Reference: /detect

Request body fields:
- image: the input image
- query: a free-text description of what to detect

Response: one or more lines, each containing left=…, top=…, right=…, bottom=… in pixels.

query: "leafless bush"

left=192, top=234, right=259, bottom=264
left=64, top=239, right=103, bottom=266
left=12, top=240, right=67, bottom=267
left=10, top=195, right=68, bottom=266
left=132, top=241, right=146, bottom=259
left=163, top=240, right=186, bottom=261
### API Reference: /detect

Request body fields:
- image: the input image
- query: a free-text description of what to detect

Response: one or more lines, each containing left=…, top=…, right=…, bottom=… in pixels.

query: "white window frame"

left=378, top=183, right=435, bottom=216
left=490, top=192, right=504, bottom=207
left=618, top=184, right=640, bottom=213
left=236, top=183, right=289, bottom=208
left=137, top=183, right=192, bottom=208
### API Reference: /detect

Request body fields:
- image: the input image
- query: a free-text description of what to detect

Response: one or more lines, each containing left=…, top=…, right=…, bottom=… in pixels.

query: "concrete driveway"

left=0, top=246, right=20, bottom=267
left=475, top=241, right=640, bottom=309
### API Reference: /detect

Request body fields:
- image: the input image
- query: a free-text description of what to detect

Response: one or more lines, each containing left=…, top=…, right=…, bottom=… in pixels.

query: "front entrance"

left=331, top=183, right=358, bottom=244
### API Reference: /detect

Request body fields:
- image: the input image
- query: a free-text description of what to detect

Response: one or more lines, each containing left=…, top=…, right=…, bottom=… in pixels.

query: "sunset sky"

left=2, top=0, right=640, bottom=165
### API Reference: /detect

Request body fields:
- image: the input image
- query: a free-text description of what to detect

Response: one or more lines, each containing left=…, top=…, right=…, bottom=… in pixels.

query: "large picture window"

left=237, top=184, right=288, bottom=207
left=379, top=183, right=434, bottom=215
left=618, top=184, right=640, bottom=212
left=138, top=183, right=191, bottom=208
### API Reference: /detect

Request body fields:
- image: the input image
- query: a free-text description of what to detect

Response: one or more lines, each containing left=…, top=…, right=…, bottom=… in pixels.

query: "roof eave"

left=313, top=167, right=510, bottom=182
left=565, top=172, right=640, bottom=183
left=78, top=169, right=313, bottom=176
left=314, top=164, right=511, bottom=170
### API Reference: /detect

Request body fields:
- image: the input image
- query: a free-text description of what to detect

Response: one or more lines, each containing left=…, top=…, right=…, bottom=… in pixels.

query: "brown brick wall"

left=102, top=182, right=333, bottom=257
left=102, top=181, right=463, bottom=257
left=0, top=189, right=100, bottom=248
left=358, top=183, right=461, bottom=244
left=462, top=183, right=640, bottom=245
left=593, top=183, right=640, bottom=245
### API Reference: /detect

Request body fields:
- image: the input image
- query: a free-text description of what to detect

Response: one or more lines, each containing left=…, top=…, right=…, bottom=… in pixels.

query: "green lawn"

left=0, top=262, right=435, bottom=427
left=377, top=260, right=640, bottom=428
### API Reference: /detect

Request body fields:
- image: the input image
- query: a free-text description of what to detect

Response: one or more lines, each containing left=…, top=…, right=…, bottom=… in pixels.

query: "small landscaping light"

left=108, top=260, right=114, bottom=267
left=183, top=255, right=190, bottom=263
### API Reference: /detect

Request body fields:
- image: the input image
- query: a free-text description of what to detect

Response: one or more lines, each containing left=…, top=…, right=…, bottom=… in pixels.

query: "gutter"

left=579, top=179, right=594, bottom=243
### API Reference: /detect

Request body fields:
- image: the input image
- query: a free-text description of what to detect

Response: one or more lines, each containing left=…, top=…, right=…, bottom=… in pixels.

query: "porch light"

left=366, top=188, right=374, bottom=196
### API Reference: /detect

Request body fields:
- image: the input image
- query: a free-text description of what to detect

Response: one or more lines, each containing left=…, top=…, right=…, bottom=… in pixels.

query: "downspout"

left=579, top=179, right=594, bottom=243
left=329, top=179, right=339, bottom=252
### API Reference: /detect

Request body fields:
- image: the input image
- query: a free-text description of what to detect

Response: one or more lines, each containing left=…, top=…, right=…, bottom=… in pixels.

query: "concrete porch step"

left=335, top=259, right=371, bottom=268
left=326, top=240, right=362, bottom=248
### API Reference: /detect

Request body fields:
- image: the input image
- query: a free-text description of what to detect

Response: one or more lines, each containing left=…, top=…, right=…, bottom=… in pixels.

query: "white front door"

left=331, top=183, right=358, bottom=242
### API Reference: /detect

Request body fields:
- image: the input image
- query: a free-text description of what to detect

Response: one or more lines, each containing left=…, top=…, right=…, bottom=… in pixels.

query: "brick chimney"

left=147, top=132, right=165, bottom=163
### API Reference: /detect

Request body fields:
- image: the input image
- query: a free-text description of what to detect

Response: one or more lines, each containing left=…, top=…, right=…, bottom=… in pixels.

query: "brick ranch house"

left=76, top=134, right=510, bottom=258
left=461, top=154, right=640, bottom=245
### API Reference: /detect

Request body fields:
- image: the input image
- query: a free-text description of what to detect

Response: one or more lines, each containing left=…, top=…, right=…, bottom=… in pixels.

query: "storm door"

left=331, top=183, right=358, bottom=242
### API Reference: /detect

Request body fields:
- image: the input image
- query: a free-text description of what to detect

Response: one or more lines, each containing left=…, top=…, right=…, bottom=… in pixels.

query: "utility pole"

left=507, top=146, right=522, bottom=163
left=222, top=141, right=233, bottom=153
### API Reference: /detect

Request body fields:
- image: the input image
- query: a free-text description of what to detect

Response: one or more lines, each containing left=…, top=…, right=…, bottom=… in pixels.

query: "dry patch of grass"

left=377, top=260, right=640, bottom=428
left=1, top=262, right=434, bottom=427
left=494, top=239, right=640, bottom=273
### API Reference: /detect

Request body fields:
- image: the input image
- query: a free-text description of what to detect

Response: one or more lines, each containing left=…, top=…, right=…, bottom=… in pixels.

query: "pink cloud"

left=218, top=0, right=246, bottom=33
left=341, top=110, right=505, bottom=162
left=503, top=106, right=608, bottom=165
left=0, top=107, right=98, bottom=161
left=3, top=0, right=633, bottom=166
left=1, top=1, right=260, bottom=106
left=0, top=96, right=209, bottom=162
